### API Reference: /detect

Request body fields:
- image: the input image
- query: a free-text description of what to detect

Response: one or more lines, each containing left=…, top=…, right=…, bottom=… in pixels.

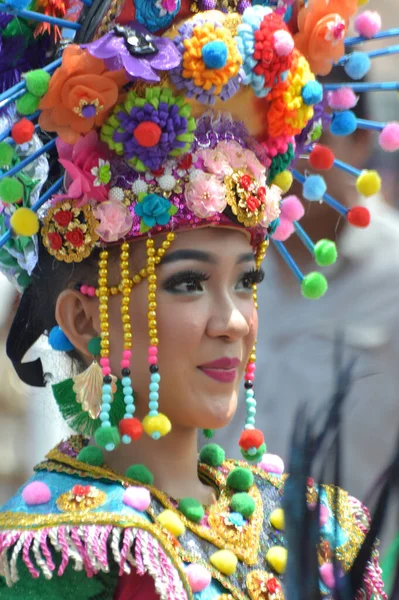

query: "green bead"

left=240, top=443, right=266, bottom=463
left=301, top=272, right=328, bottom=300
left=178, top=497, right=205, bottom=523
left=126, top=464, right=154, bottom=486
left=77, top=446, right=104, bottom=467
left=230, top=493, right=256, bottom=518
left=226, top=467, right=254, bottom=492
left=0, top=142, right=14, bottom=168
left=94, top=426, right=120, bottom=450
left=202, top=429, right=215, bottom=439
left=25, top=69, right=51, bottom=97
left=199, top=443, right=225, bottom=468
left=314, top=239, right=338, bottom=267
left=16, top=92, right=40, bottom=116
left=0, top=177, right=23, bottom=204
left=88, top=336, right=101, bottom=357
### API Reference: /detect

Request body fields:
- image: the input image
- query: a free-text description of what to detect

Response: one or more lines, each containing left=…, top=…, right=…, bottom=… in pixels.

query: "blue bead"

left=149, top=382, right=159, bottom=392
left=149, top=391, right=159, bottom=402
left=245, top=389, right=254, bottom=398
left=122, top=434, right=132, bottom=444
left=248, top=406, right=256, bottom=415
left=247, top=417, right=256, bottom=425
left=102, top=384, right=112, bottom=394
left=122, top=377, right=132, bottom=387
left=202, top=40, right=228, bottom=69
left=247, top=446, right=257, bottom=456
left=100, top=412, right=110, bottom=421
left=126, top=405, right=135, bottom=414
left=123, top=386, right=133, bottom=396
left=150, top=373, right=161, bottom=383
left=105, top=443, right=115, bottom=452
left=149, top=410, right=158, bottom=417
left=149, top=401, right=159, bottom=411
left=102, top=421, right=111, bottom=428
left=124, top=395, right=134, bottom=405
left=102, top=394, right=112, bottom=403
left=151, top=431, right=161, bottom=440
left=101, top=403, right=111, bottom=412
left=246, top=397, right=256, bottom=406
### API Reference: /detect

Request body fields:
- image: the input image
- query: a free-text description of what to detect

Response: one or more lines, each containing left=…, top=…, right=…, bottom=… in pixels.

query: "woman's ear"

left=55, top=289, right=99, bottom=359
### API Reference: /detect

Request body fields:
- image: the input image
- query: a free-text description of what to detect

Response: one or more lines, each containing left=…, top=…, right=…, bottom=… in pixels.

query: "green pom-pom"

left=94, top=426, right=120, bottom=451
left=226, top=467, right=254, bottom=492
left=240, top=443, right=267, bottom=463
left=301, top=272, right=328, bottom=300
left=126, top=464, right=154, bottom=485
left=16, top=92, right=40, bottom=116
left=25, top=69, right=51, bottom=97
left=88, top=336, right=101, bottom=357
left=203, top=429, right=215, bottom=439
left=77, top=446, right=104, bottom=467
left=178, top=497, right=205, bottom=523
left=199, top=443, right=225, bottom=467
left=17, top=271, right=31, bottom=289
left=314, top=239, right=338, bottom=267
left=230, top=492, right=256, bottom=518
left=0, top=177, right=23, bottom=203
left=0, top=142, right=14, bottom=168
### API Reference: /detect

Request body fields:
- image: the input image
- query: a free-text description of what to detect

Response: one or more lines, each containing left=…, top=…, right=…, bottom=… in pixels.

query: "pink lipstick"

left=198, top=357, right=240, bottom=383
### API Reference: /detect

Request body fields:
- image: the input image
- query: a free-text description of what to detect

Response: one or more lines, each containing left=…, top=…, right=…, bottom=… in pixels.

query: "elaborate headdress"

left=0, top=0, right=398, bottom=455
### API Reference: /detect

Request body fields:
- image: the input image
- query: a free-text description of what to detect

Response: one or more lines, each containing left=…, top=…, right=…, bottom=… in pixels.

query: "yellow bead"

left=101, top=331, right=109, bottom=339
left=101, top=339, right=110, bottom=349
left=154, top=257, right=161, bottom=264
left=148, top=284, right=157, bottom=293
left=209, top=550, right=238, bottom=576
left=133, top=275, right=142, bottom=284
left=149, top=320, right=157, bottom=329
left=99, top=314, right=108, bottom=323
left=250, top=354, right=256, bottom=362
left=148, top=311, right=156, bottom=319
left=167, top=233, right=175, bottom=241
left=99, top=269, right=107, bottom=277
left=149, top=329, right=158, bottom=338
left=148, top=293, right=156, bottom=302
left=147, top=248, right=155, bottom=256
left=121, top=306, right=129, bottom=315
left=122, top=297, right=130, bottom=305
left=124, top=332, right=132, bottom=341
left=140, top=269, right=147, bottom=278
left=148, top=275, right=156, bottom=284
left=98, top=286, right=108, bottom=295
left=147, top=257, right=155, bottom=265
left=122, top=314, right=130, bottom=323
left=147, top=265, right=155, bottom=273
left=157, top=248, right=165, bottom=257
left=272, top=170, right=293, bottom=193
left=143, top=413, right=172, bottom=437
left=146, top=238, right=154, bottom=246
left=121, top=270, right=130, bottom=279
left=356, top=170, right=381, bottom=197
left=121, top=251, right=129, bottom=260
left=99, top=295, right=108, bottom=303
left=266, top=547, right=287, bottom=575
left=156, top=510, right=185, bottom=537
left=163, top=241, right=170, bottom=249
left=149, top=302, right=157, bottom=311
left=270, top=508, right=285, bottom=531
left=123, top=324, right=132, bottom=332
left=150, top=337, right=159, bottom=346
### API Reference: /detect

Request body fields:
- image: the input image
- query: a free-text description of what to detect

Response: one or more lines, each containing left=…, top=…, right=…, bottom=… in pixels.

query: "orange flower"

left=294, top=0, right=358, bottom=75
left=39, top=45, right=128, bottom=144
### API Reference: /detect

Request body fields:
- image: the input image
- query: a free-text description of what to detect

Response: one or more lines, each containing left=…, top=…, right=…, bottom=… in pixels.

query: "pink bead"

left=123, top=486, right=151, bottom=511
left=121, top=360, right=130, bottom=369
left=102, top=367, right=111, bottom=376
left=185, top=563, right=212, bottom=593
left=22, top=482, right=51, bottom=506
left=148, top=346, right=158, bottom=355
left=88, top=287, right=96, bottom=297
left=123, top=350, right=132, bottom=359
left=246, top=363, right=256, bottom=373
left=244, top=373, right=254, bottom=381
left=81, top=284, right=88, bottom=295
left=100, top=358, right=109, bottom=367
left=148, top=355, right=158, bottom=365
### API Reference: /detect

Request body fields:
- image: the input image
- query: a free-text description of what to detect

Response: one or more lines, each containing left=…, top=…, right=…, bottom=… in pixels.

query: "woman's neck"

left=100, top=425, right=216, bottom=505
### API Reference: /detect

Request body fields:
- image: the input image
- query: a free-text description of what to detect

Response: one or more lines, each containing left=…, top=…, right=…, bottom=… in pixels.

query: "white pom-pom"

left=131, top=179, right=149, bottom=195
left=108, top=187, right=125, bottom=202
left=158, top=175, right=176, bottom=191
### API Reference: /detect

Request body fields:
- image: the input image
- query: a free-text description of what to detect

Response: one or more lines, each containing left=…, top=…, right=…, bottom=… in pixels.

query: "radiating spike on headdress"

left=0, top=58, right=62, bottom=105
left=272, top=239, right=304, bottom=283
left=0, top=89, right=26, bottom=111
left=324, top=82, right=399, bottom=92
left=0, top=139, right=56, bottom=181
left=0, top=5, right=81, bottom=30
left=293, top=222, right=338, bottom=268
left=0, top=114, right=40, bottom=144
left=345, top=27, right=399, bottom=46
left=292, top=169, right=348, bottom=218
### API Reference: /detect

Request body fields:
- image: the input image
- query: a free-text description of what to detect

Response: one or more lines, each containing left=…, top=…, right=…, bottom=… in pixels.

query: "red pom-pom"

left=133, top=121, right=162, bottom=147
left=347, top=206, right=370, bottom=228
left=119, top=418, right=143, bottom=440
left=309, top=145, right=335, bottom=171
left=239, top=429, right=264, bottom=450
left=11, top=119, right=35, bottom=144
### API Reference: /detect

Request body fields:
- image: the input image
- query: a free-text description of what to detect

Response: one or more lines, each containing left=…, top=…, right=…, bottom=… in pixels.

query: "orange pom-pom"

left=309, top=144, right=335, bottom=171
left=11, top=119, right=35, bottom=144
left=239, top=429, right=264, bottom=450
left=347, top=206, right=370, bottom=228
left=119, top=418, right=143, bottom=441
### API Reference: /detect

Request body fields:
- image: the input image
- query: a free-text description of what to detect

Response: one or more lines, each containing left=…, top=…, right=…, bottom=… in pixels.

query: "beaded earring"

left=238, top=239, right=269, bottom=463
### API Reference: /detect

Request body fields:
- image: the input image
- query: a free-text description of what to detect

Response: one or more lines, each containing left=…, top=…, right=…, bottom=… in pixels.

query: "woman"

left=0, top=0, right=397, bottom=597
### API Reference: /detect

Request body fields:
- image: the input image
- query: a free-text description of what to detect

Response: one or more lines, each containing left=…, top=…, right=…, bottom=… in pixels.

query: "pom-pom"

left=301, top=272, right=328, bottom=300
left=0, top=142, right=14, bottom=167
left=10, top=207, right=39, bottom=236
left=270, top=508, right=285, bottom=530
left=356, top=169, right=381, bottom=197
left=320, top=563, right=335, bottom=589
left=202, top=428, right=215, bottom=438
left=185, top=564, right=212, bottom=593
left=87, top=337, right=101, bottom=356
left=48, top=325, right=74, bottom=351
left=25, top=70, right=51, bottom=98
left=239, top=428, right=264, bottom=451
left=314, top=240, right=338, bottom=267
left=94, top=426, right=120, bottom=451
left=22, top=482, right=51, bottom=506
left=119, top=417, right=143, bottom=442
left=327, top=88, right=358, bottom=111
left=123, top=486, right=151, bottom=511
left=309, top=145, right=335, bottom=171
left=11, top=119, right=35, bottom=144
left=301, top=81, right=323, bottom=106
left=240, top=443, right=266, bottom=463
left=281, top=195, right=304, bottom=221
left=266, top=546, right=287, bottom=574
left=258, top=453, right=284, bottom=474
left=142, top=413, right=171, bottom=439
left=330, top=111, right=357, bottom=136
left=16, top=92, right=40, bottom=116
left=77, top=446, right=104, bottom=467
left=125, top=464, right=154, bottom=485
left=272, top=219, right=295, bottom=241
left=0, top=177, right=23, bottom=203
left=354, top=11, right=382, bottom=38
left=209, top=550, right=238, bottom=576
left=272, top=170, right=293, bottom=193
left=178, top=497, right=205, bottom=523
left=201, top=40, right=228, bottom=69
left=199, top=443, right=225, bottom=467
left=344, top=52, right=371, bottom=80
left=157, top=510, right=185, bottom=537
left=273, top=30, right=294, bottom=57
left=226, top=467, right=254, bottom=491
left=347, top=206, right=370, bottom=228
left=230, top=492, right=256, bottom=518
left=133, top=121, right=162, bottom=148
left=379, top=122, right=399, bottom=152
left=303, top=175, right=326, bottom=202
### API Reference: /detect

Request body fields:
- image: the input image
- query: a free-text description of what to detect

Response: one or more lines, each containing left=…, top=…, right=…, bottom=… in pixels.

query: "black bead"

left=244, top=381, right=254, bottom=389
left=103, top=375, right=112, bottom=384
left=121, top=368, right=131, bottom=377
left=149, top=364, right=159, bottom=373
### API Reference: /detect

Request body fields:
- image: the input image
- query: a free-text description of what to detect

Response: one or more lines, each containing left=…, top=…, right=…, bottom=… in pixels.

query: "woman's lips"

left=198, top=357, right=240, bottom=384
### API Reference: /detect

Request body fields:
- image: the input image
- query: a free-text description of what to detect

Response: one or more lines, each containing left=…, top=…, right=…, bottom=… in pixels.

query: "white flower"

left=132, top=179, right=149, bottom=195
left=91, top=159, right=111, bottom=186
left=158, top=174, right=176, bottom=191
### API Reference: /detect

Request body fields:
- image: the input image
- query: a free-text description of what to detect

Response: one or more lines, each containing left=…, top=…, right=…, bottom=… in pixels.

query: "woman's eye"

left=162, top=271, right=209, bottom=294
left=237, top=268, right=265, bottom=290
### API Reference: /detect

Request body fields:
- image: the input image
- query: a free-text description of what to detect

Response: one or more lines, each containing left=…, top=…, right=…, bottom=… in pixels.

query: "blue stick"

left=271, top=240, right=304, bottom=283
left=80, top=0, right=92, bottom=4
left=293, top=222, right=314, bottom=256
left=0, top=88, right=26, bottom=111
left=0, top=121, right=41, bottom=145
left=0, top=176, right=63, bottom=250
left=0, top=58, right=62, bottom=104
left=292, top=169, right=348, bottom=218
left=338, top=45, right=399, bottom=65
left=333, top=159, right=360, bottom=177
left=356, top=119, right=386, bottom=132
left=292, top=169, right=305, bottom=184
left=345, top=28, right=399, bottom=46
left=0, top=139, right=56, bottom=181
left=0, top=5, right=81, bottom=30
left=323, top=82, right=399, bottom=92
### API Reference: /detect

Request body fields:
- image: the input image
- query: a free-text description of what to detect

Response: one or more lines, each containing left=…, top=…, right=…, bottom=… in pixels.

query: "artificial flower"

left=134, top=192, right=178, bottom=232
left=134, top=0, right=181, bottom=32
left=94, top=200, right=133, bottom=243
left=185, top=173, right=227, bottom=219
left=260, top=184, right=281, bottom=228
left=91, top=159, right=111, bottom=187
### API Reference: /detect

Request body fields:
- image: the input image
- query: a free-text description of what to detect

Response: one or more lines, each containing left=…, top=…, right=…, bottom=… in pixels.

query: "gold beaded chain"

left=98, top=250, right=110, bottom=360
left=248, top=239, right=269, bottom=369
left=120, top=242, right=133, bottom=354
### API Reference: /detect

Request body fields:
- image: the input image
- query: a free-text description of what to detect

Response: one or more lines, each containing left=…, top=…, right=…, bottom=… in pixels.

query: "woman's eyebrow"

left=160, top=249, right=217, bottom=264
left=237, top=252, right=256, bottom=264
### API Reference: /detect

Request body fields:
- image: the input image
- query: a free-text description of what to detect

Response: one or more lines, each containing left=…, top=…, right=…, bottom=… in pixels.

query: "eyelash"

left=162, top=268, right=265, bottom=294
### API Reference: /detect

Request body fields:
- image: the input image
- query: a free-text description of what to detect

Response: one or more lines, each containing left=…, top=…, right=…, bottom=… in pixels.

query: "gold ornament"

left=224, top=170, right=268, bottom=228
left=56, top=484, right=107, bottom=512
left=72, top=361, right=117, bottom=419
left=246, top=570, right=284, bottom=600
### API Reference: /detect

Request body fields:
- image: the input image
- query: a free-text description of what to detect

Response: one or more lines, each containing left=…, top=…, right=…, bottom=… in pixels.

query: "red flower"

left=258, top=186, right=266, bottom=203
left=152, top=166, right=165, bottom=177
left=240, top=174, right=252, bottom=190
left=54, top=210, right=73, bottom=228
left=65, top=228, right=84, bottom=247
left=72, top=485, right=90, bottom=497
left=177, top=153, right=193, bottom=171
left=48, top=232, right=63, bottom=250
left=267, top=578, right=279, bottom=594
left=247, top=195, right=260, bottom=212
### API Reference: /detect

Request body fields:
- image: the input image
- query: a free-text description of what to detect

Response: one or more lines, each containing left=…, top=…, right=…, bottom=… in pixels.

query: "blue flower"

left=134, top=193, right=177, bottom=232
left=227, top=512, right=247, bottom=528
left=134, top=0, right=181, bottom=33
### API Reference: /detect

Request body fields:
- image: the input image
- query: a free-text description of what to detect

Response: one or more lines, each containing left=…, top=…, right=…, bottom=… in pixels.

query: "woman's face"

left=99, top=228, right=260, bottom=432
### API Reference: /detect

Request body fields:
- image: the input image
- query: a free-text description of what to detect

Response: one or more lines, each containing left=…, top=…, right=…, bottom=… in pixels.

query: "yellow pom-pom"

left=356, top=170, right=381, bottom=197
left=10, top=207, right=39, bottom=236
left=157, top=510, right=185, bottom=537
left=209, top=550, right=238, bottom=576
left=266, top=546, right=287, bottom=575
left=270, top=508, right=285, bottom=531
left=357, top=0, right=368, bottom=5
left=272, top=170, right=293, bottom=194
left=142, top=413, right=172, bottom=439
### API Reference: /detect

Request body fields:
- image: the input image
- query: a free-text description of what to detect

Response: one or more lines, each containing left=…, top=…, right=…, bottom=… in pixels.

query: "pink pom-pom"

left=320, top=563, right=335, bottom=589
left=123, top=486, right=151, bottom=511
left=22, top=482, right=51, bottom=506
left=281, top=195, right=305, bottom=221
left=327, top=88, right=358, bottom=111
left=272, top=218, right=295, bottom=242
left=273, top=30, right=294, bottom=56
left=354, top=11, right=382, bottom=39
left=379, top=122, right=399, bottom=152
left=258, top=453, right=285, bottom=475
left=185, top=564, right=212, bottom=592
left=319, top=504, right=329, bottom=527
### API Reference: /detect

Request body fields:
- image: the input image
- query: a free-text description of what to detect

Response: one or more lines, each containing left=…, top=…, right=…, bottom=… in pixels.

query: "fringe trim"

left=0, top=526, right=188, bottom=600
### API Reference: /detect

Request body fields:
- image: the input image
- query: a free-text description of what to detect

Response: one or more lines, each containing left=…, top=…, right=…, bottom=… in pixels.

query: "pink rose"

left=94, top=201, right=133, bottom=242
left=261, top=184, right=281, bottom=228
left=197, top=148, right=232, bottom=178
left=185, top=174, right=227, bottom=219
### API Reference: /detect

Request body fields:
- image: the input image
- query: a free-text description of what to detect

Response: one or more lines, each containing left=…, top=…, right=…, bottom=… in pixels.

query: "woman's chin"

left=198, top=394, right=237, bottom=430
